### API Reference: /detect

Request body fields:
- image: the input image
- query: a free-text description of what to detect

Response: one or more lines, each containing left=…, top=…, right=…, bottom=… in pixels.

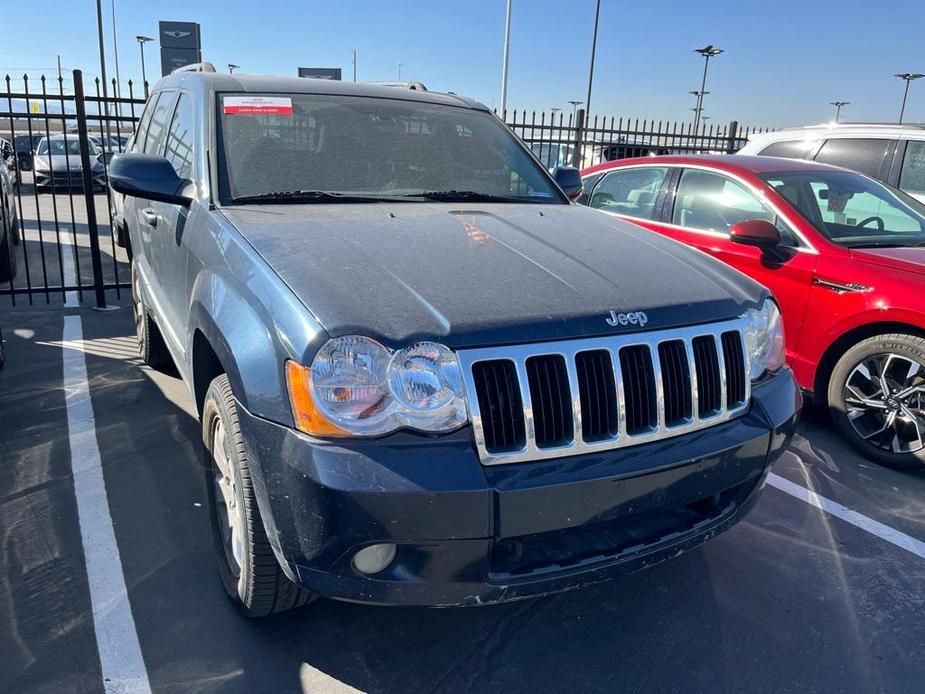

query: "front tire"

left=202, top=374, right=315, bottom=617
left=828, top=333, right=925, bottom=470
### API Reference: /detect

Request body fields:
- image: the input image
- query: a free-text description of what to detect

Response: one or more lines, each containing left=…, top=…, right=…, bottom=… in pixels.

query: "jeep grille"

left=458, top=318, right=750, bottom=465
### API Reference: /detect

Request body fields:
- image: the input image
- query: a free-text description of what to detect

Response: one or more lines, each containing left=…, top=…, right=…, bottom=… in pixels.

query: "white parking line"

left=767, top=473, right=925, bottom=560
left=59, top=226, right=79, bottom=308
left=62, top=315, right=152, bottom=694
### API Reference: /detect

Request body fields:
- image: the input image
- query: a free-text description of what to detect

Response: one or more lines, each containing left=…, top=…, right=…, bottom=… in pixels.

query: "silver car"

left=33, top=135, right=107, bottom=191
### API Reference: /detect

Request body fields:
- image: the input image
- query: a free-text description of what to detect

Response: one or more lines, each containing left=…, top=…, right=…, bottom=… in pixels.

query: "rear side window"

left=899, top=140, right=925, bottom=196
left=163, top=93, right=195, bottom=179
left=758, top=139, right=817, bottom=160
left=589, top=167, right=668, bottom=220
left=143, top=91, right=177, bottom=156
left=814, top=138, right=891, bottom=179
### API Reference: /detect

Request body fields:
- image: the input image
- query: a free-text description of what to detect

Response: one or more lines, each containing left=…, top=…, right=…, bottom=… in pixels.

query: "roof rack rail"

left=171, top=62, right=217, bottom=75
left=366, top=80, right=428, bottom=91
left=796, top=121, right=925, bottom=130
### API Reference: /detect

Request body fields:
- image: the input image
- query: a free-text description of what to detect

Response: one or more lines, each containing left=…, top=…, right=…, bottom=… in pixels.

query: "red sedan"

left=580, top=155, right=925, bottom=469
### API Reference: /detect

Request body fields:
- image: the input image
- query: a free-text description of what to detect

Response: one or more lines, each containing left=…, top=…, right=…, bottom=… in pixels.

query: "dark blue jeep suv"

left=109, top=65, right=800, bottom=616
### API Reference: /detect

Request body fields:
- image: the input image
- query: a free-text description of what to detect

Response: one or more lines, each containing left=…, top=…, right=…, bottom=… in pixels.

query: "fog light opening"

left=352, top=543, right=397, bottom=575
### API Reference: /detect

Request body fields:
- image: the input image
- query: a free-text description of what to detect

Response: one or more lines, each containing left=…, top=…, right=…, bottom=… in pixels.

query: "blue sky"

left=1, top=0, right=923, bottom=127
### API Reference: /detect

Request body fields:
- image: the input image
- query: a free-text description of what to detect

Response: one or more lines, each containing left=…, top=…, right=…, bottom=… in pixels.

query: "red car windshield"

left=762, top=170, right=925, bottom=248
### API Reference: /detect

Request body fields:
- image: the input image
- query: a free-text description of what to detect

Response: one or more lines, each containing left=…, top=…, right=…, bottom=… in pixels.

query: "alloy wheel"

left=844, top=353, right=925, bottom=454
left=211, top=418, right=244, bottom=578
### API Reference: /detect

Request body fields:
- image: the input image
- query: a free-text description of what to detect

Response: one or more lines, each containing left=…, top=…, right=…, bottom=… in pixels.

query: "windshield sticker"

left=223, top=96, right=293, bottom=115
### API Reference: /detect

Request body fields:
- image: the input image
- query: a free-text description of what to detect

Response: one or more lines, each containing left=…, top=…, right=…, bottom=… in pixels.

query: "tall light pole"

left=568, top=100, right=583, bottom=122
left=397, top=62, right=402, bottom=82
left=352, top=49, right=357, bottom=82
left=228, top=63, right=239, bottom=74
left=110, top=0, right=122, bottom=98
left=584, top=0, right=601, bottom=120
left=500, top=0, right=512, bottom=117
left=689, top=89, right=709, bottom=123
left=693, top=45, right=723, bottom=134
left=895, top=73, right=924, bottom=124
left=830, top=100, right=849, bottom=122
left=136, top=35, right=153, bottom=93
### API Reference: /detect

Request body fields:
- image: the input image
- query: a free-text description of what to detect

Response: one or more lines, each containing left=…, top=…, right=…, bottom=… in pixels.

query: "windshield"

left=762, top=170, right=925, bottom=248
left=217, top=93, right=564, bottom=204
left=36, top=138, right=99, bottom=156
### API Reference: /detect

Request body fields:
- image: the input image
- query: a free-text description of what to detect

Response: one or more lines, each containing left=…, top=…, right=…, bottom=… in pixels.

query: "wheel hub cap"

left=844, top=353, right=925, bottom=454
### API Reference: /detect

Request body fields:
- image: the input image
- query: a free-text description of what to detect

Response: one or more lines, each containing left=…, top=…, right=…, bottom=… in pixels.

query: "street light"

left=568, top=100, right=583, bottom=122
left=228, top=63, right=240, bottom=74
left=136, top=35, right=153, bottom=92
left=895, top=73, right=924, bottom=124
left=398, top=62, right=402, bottom=81
left=829, top=100, right=849, bottom=123
left=693, top=45, right=723, bottom=134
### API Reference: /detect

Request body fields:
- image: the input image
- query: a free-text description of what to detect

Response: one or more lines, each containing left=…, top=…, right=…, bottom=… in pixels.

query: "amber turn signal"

left=285, top=361, right=351, bottom=437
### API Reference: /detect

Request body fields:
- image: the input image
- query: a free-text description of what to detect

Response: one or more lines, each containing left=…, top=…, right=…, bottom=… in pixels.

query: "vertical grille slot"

left=619, top=345, right=657, bottom=435
left=575, top=350, right=619, bottom=442
left=693, top=336, right=722, bottom=417
left=722, top=331, right=747, bottom=407
left=525, top=355, right=574, bottom=448
left=472, top=360, right=526, bottom=453
left=658, top=340, right=692, bottom=426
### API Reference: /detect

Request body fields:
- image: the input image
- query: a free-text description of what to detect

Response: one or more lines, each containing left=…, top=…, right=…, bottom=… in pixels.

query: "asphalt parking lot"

left=2, top=302, right=925, bottom=694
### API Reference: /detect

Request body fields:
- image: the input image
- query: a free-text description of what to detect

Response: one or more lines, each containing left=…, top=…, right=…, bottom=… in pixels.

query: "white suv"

left=739, top=123, right=925, bottom=203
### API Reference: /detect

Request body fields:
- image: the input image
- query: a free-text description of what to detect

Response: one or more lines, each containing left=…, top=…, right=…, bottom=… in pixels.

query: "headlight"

left=742, top=299, right=786, bottom=380
left=34, top=156, right=49, bottom=170
left=286, top=335, right=468, bottom=437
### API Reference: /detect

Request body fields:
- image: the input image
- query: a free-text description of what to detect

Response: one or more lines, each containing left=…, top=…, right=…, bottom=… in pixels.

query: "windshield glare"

left=762, top=170, right=925, bottom=247
left=218, top=94, right=564, bottom=203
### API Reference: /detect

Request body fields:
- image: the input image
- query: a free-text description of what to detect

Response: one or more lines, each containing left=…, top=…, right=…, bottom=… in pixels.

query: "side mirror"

left=109, top=153, right=193, bottom=206
left=552, top=166, right=582, bottom=200
left=730, top=219, right=781, bottom=248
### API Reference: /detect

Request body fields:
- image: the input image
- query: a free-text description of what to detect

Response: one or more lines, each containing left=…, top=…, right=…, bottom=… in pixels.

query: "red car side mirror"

left=730, top=219, right=781, bottom=248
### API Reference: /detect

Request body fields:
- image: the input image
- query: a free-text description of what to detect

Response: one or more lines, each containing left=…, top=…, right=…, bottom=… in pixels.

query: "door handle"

left=142, top=207, right=158, bottom=227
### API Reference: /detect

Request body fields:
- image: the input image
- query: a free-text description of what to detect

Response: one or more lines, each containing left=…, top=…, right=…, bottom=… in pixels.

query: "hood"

left=34, top=154, right=98, bottom=172
left=221, top=203, right=767, bottom=348
left=850, top=247, right=925, bottom=276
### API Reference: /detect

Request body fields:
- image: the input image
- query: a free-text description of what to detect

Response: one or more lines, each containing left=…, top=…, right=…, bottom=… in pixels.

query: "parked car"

left=1, top=152, right=19, bottom=281
left=13, top=133, right=42, bottom=171
left=529, top=138, right=671, bottom=171
left=739, top=123, right=925, bottom=204
left=0, top=139, right=17, bottom=182
left=581, top=154, right=925, bottom=468
left=33, top=135, right=107, bottom=191
left=109, top=71, right=799, bottom=617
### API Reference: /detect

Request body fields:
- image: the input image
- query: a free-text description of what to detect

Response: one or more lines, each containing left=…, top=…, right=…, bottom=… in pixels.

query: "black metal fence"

left=0, top=69, right=145, bottom=307
left=504, top=109, right=773, bottom=170
left=0, top=69, right=773, bottom=308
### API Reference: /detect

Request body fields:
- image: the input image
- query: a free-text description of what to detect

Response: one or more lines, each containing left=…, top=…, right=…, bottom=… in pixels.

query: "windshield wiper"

left=406, top=190, right=542, bottom=203
left=232, top=190, right=408, bottom=204
left=841, top=241, right=912, bottom=249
